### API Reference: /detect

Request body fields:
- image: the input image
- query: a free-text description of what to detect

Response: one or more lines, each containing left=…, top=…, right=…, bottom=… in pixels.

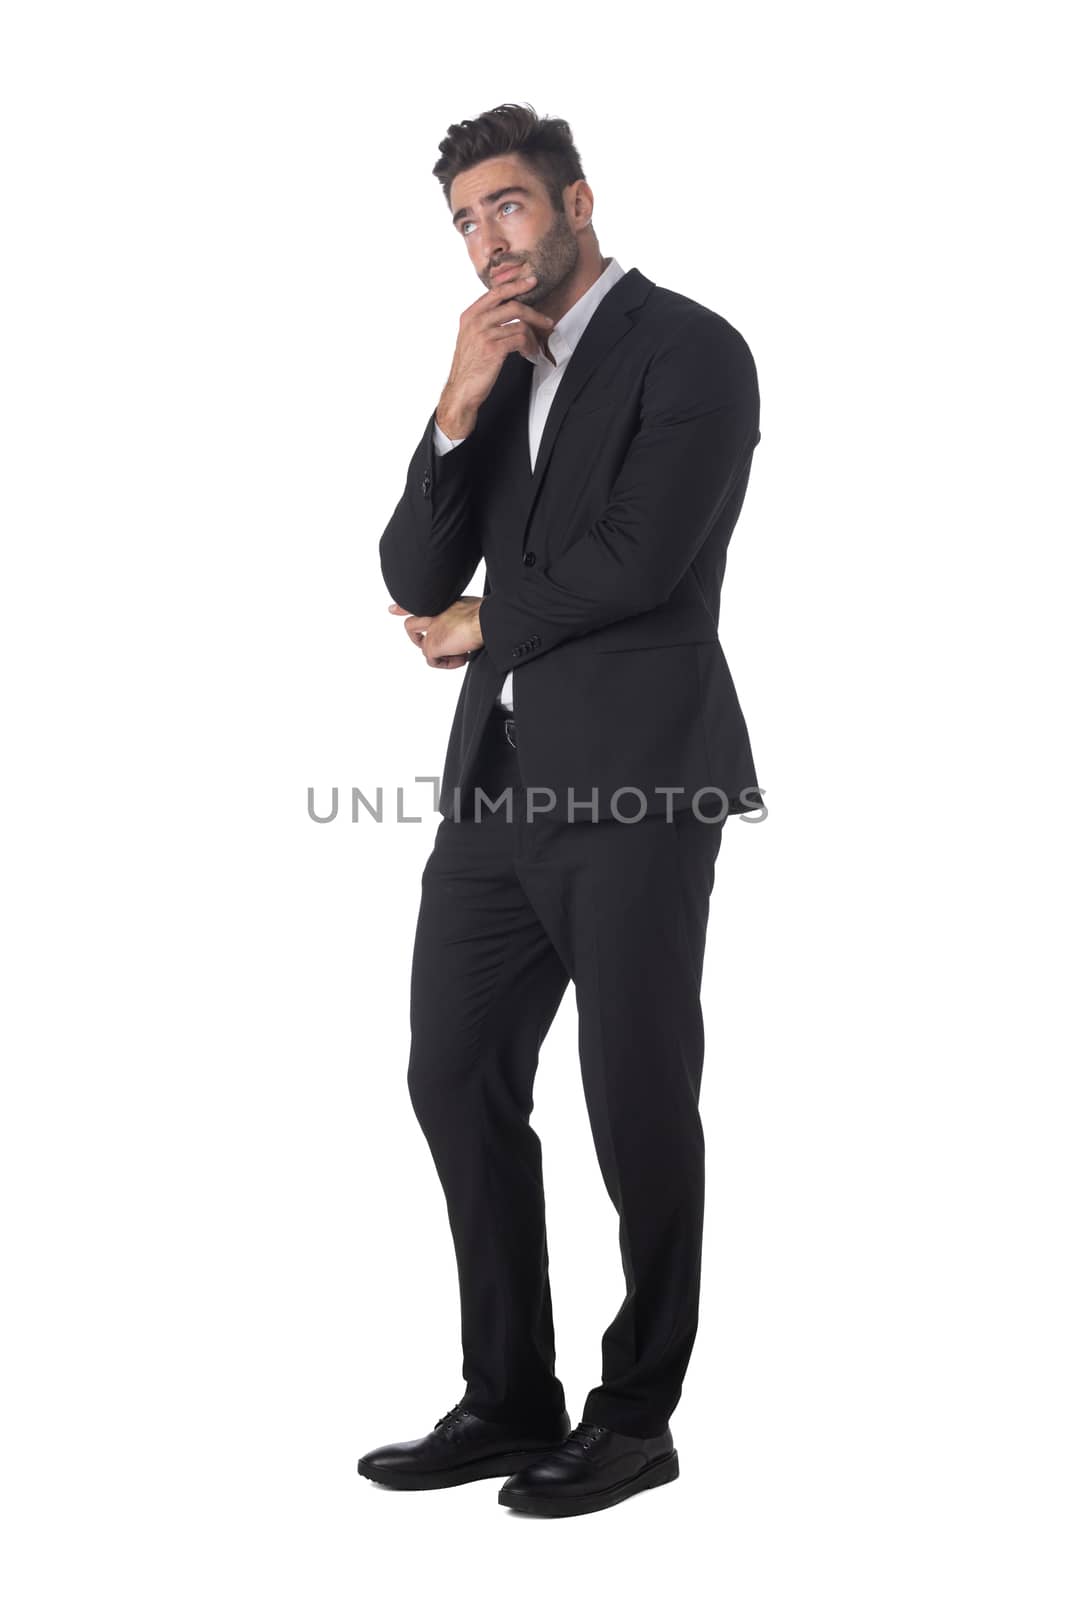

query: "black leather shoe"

left=357, top=1401, right=573, bottom=1490
left=497, top=1422, right=679, bottom=1516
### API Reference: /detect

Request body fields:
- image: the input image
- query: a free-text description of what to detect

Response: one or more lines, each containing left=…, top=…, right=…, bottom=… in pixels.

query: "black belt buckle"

left=504, top=717, right=517, bottom=748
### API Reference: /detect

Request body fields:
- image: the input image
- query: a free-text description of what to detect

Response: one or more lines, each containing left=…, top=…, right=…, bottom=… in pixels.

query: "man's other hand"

left=387, top=597, right=483, bottom=669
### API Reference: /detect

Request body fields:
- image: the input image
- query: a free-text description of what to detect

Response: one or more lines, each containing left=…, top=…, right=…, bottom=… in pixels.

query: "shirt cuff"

left=433, top=420, right=467, bottom=455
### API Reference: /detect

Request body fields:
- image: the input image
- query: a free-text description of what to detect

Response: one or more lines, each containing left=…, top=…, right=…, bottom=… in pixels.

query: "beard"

left=499, top=211, right=581, bottom=303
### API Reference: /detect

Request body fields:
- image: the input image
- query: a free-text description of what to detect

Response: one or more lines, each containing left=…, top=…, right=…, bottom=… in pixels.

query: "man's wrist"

left=436, top=397, right=476, bottom=441
left=471, top=600, right=483, bottom=648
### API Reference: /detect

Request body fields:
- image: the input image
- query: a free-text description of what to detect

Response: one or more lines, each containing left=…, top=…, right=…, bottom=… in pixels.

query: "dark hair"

left=433, top=102, right=585, bottom=213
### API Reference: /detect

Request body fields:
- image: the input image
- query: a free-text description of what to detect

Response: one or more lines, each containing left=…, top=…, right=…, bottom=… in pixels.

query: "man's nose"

left=484, top=234, right=516, bottom=277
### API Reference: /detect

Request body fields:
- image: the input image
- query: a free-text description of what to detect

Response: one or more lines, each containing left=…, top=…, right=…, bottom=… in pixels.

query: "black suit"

left=379, top=266, right=762, bottom=1438
left=381, top=266, right=763, bottom=822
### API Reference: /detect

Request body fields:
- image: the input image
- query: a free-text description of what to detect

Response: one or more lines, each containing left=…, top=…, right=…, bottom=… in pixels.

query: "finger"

left=484, top=266, right=537, bottom=299
left=485, top=299, right=556, bottom=331
left=387, top=603, right=411, bottom=615
left=487, top=323, right=545, bottom=354
left=472, top=275, right=555, bottom=327
left=488, top=323, right=546, bottom=362
left=421, top=635, right=454, bottom=665
left=488, top=263, right=538, bottom=295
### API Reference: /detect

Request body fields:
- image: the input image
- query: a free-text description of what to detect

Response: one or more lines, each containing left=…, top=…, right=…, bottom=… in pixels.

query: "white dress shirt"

left=433, top=256, right=626, bottom=711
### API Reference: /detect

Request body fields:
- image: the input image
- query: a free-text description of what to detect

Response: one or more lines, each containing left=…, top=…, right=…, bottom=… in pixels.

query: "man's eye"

left=461, top=201, right=519, bottom=236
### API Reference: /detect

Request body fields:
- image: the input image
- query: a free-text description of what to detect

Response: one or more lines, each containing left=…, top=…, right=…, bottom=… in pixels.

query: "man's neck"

left=536, top=253, right=609, bottom=362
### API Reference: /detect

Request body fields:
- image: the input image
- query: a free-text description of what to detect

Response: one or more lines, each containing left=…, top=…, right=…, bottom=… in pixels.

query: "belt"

left=490, top=704, right=517, bottom=747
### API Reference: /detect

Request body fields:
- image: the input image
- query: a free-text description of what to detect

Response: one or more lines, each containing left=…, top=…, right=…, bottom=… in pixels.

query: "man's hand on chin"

left=387, top=596, right=483, bottom=669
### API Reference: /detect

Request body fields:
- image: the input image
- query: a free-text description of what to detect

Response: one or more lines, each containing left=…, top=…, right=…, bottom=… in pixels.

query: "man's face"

left=449, top=155, right=580, bottom=305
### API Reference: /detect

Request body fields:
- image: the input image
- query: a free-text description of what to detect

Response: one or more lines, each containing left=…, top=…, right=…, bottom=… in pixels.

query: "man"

left=358, top=103, right=763, bottom=1518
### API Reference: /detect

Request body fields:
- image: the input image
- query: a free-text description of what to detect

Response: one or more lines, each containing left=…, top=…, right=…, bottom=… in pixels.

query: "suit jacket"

left=379, top=266, right=764, bottom=822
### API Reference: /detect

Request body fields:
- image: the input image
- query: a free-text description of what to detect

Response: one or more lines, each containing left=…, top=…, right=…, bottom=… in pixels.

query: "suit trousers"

left=406, top=704, right=726, bottom=1438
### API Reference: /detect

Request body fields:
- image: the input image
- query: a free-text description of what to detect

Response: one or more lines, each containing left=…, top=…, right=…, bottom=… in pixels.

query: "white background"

left=2, top=2, right=1064, bottom=1594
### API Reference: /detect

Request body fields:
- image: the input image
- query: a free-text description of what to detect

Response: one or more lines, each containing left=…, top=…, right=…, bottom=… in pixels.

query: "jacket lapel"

left=521, top=266, right=654, bottom=539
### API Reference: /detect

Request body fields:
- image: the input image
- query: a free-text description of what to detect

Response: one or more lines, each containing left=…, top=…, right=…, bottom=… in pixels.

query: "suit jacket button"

left=522, top=551, right=536, bottom=566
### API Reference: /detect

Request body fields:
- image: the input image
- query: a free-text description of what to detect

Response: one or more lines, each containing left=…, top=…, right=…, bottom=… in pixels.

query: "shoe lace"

left=566, top=1422, right=610, bottom=1452
left=434, top=1401, right=471, bottom=1434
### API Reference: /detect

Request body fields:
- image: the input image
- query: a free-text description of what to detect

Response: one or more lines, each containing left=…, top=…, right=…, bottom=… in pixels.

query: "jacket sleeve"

left=378, top=407, right=484, bottom=617
left=476, top=318, right=760, bottom=671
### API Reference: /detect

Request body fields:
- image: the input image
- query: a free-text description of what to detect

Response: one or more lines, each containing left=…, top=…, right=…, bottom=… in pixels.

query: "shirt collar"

left=523, top=256, right=626, bottom=369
